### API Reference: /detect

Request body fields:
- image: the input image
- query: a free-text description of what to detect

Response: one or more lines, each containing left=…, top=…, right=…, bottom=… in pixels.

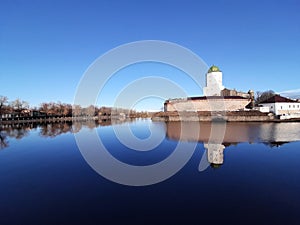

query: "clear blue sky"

left=1, top=0, right=299, bottom=110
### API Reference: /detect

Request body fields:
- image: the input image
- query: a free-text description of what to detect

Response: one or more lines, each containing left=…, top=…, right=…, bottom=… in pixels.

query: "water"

left=0, top=120, right=300, bottom=225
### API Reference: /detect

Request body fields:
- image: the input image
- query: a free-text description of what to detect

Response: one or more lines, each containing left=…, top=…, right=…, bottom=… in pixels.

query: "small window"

left=289, top=105, right=291, bottom=108
left=293, top=105, right=295, bottom=108
left=281, top=106, right=283, bottom=109
left=271, top=106, right=273, bottom=109
left=298, top=105, right=299, bottom=108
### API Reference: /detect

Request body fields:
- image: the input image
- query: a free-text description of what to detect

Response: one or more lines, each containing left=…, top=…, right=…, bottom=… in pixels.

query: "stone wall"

left=152, top=110, right=275, bottom=122
left=153, top=115, right=274, bottom=122
left=165, top=98, right=251, bottom=112
left=221, top=88, right=250, bottom=99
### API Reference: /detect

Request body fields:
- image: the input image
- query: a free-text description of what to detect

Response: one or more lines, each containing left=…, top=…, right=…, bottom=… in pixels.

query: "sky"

left=1, top=0, right=300, bottom=110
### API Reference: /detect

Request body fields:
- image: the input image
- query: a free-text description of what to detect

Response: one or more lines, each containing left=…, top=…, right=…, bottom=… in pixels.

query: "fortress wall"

left=165, top=98, right=251, bottom=112
left=157, top=115, right=273, bottom=122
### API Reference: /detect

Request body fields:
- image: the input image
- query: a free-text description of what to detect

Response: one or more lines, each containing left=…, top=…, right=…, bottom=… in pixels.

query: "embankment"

left=152, top=111, right=300, bottom=122
left=0, top=116, right=98, bottom=124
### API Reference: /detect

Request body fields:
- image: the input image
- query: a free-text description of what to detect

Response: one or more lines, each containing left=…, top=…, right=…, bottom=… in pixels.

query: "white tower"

left=203, top=65, right=224, bottom=96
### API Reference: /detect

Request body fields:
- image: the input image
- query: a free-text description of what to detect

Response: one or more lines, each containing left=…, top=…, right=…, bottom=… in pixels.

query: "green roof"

left=208, top=65, right=221, bottom=73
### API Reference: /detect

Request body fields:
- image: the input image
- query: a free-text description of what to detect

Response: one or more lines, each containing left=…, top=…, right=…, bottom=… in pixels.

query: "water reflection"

left=205, top=143, right=225, bottom=166
left=0, top=123, right=31, bottom=150
left=0, top=132, right=8, bottom=149
left=0, top=119, right=133, bottom=149
left=166, top=122, right=300, bottom=167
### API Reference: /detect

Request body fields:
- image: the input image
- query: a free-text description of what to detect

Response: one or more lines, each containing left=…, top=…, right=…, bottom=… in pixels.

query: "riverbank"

left=0, top=116, right=99, bottom=124
left=151, top=111, right=300, bottom=122
left=0, top=115, right=150, bottom=126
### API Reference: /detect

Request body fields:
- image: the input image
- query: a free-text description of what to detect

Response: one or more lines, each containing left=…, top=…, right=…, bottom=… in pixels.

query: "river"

left=0, top=119, right=299, bottom=224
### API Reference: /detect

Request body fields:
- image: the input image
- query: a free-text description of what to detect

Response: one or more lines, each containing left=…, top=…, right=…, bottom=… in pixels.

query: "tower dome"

left=208, top=65, right=221, bottom=73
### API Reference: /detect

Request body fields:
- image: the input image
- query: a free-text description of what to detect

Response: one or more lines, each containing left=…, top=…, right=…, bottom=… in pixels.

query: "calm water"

left=0, top=119, right=300, bottom=225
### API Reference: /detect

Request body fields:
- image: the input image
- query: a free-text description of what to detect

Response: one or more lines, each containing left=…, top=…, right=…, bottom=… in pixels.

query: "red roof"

left=165, top=96, right=248, bottom=103
left=260, top=95, right=297, bottom=103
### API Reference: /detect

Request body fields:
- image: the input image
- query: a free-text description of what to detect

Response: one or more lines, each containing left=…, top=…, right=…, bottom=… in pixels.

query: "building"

left=164, top=65, right=252, bottom=112
left=259, top=95, right=300, bottom=118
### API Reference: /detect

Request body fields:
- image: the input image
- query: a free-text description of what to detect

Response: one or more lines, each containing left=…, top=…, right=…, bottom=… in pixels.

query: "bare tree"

left=62, top=104, right=72, bottom=117
left=48, top=102, right=57, bottom=115
left=73, top=105, right=82, bottom=117
left=85, top=105, right=95, bottom=117
left=0, top=96, right=8, bottom=114
left=11, top=98, right=29, bottom=111
left=39, top=103, right=50, bottom=115
left=11, top=99, right=22, bottom=110
left=255, top=90, right=276, bottom=104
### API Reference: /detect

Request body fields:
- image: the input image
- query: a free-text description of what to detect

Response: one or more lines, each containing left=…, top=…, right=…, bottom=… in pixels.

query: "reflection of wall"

left=205, top=143, right=225, bottom=165
left=166, top=122, right=300, bottom=168
left=258, top=123, right=300, bottom=142
left=166, top=121, right=300, bottom=143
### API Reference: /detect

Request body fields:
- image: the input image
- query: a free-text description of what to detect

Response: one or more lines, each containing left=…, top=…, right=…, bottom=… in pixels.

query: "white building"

left=260, top=95, right=300, bottom=117
left=203, top=65, right=224, bottom=96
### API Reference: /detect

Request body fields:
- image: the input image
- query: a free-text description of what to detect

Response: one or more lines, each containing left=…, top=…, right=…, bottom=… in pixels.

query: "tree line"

left=0, top=95, right=151, bottom=118
left=0, top=96, right=76, bottom=117
left=1, top=90, right=277, bottom=118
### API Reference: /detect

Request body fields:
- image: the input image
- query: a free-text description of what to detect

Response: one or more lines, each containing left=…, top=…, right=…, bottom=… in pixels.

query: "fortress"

left=164, top=65, right=254, bottom=112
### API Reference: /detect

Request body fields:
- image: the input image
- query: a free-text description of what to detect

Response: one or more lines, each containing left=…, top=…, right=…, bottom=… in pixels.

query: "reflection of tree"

left=72, top=122, right=83, bottom=133
left=0, top=124, right=31, bottom=149
left=5, top=126, right=29, bottom=139
left=263, top=141, right=290, bottom=148
left=85, top=120, right=97, bottom=129
left=39, top=122, right=73, bottom=138
left=210, top=163, right=222, bottom=169
left=223, top=142, right=238, bottom=147
left=98, top=119, right=112, bottom=127
left=0, top=132, right=9, bottom=149
left=0, top=119, right=128, bottom=150
left=72, top=120, right=99, bottom=132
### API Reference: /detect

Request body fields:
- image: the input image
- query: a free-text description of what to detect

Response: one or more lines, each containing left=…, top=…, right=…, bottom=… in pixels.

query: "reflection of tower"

left=204, top=143, right=225, bottom=165
left=203, top=65, right=224, bottom=96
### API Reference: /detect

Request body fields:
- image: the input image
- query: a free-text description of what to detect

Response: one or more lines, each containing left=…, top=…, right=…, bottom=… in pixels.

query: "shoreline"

left=0, top=116, right=99, bottom=125
left=1, top=113, right=300, bottom=124
left=151, top=111, right=300, bottom=123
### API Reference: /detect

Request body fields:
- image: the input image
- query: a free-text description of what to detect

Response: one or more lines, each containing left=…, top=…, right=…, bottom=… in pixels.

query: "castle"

left=164, top=65, right=254, bottom=112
